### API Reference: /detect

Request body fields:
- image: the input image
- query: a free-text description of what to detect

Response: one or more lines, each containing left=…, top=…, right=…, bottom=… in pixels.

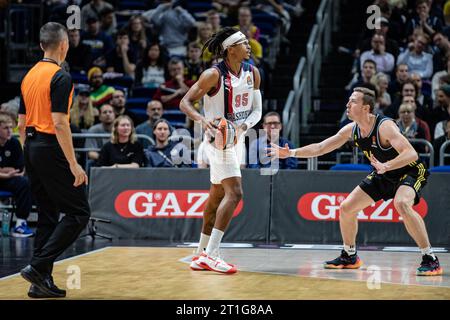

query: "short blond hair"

left=353, top=87, right=376, bottom=113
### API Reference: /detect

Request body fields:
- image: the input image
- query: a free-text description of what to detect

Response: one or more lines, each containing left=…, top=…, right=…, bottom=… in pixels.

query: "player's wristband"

left=289, top=149, right=296, bottom=157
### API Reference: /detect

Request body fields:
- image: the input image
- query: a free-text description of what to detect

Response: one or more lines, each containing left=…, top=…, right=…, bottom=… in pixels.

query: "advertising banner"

left=89, top=168, right=271, bottom=241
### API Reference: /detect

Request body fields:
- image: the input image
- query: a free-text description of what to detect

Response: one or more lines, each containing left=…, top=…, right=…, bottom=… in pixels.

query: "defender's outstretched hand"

left=267, top=143, right=291, bottom=159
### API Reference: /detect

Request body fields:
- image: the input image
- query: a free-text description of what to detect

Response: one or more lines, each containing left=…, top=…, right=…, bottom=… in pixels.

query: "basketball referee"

left=18, top=22, right=90, bottom=298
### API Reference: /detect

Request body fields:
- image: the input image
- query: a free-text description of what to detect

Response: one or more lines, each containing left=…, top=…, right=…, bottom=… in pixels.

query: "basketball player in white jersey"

left=180, top=27, right=262, bottom=274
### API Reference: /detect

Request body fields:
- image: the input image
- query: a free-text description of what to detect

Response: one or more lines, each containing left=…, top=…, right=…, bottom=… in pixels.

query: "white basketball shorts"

left=206, top=137, right=246, bottom=184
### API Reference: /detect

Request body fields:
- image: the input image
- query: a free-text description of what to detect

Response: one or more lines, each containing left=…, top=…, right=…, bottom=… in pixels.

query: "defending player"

left=268, top=87, right=442, bottom=276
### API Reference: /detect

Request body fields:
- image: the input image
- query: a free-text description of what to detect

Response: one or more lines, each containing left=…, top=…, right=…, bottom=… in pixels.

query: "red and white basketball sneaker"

left=196, top=252, right=237, bottom=274
left=189, top=254, right=207, bottom=271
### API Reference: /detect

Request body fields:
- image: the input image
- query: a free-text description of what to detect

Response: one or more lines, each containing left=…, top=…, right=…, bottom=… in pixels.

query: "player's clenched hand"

left=267, top=143, right=290, bottom=159
left=370, top=155, right=388, bottom=174
left=70, top=163, right=89, bottom=187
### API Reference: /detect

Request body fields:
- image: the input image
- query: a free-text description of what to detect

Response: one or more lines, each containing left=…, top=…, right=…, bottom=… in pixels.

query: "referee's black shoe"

left=28, top=279, right=67, bottom=298
left=21, top=265, right=66, bottom=298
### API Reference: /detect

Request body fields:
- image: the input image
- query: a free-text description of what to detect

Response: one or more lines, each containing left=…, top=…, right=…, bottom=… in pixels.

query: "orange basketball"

left=208, top=118, right=237, bottom=150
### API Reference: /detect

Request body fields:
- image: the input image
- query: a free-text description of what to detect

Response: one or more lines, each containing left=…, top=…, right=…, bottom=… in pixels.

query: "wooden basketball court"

left=0, top=247, right=448, bottom=300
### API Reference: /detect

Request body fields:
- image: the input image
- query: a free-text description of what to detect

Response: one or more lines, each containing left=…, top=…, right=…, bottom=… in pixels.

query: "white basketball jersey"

left=203, top=61, right=255, bottom=126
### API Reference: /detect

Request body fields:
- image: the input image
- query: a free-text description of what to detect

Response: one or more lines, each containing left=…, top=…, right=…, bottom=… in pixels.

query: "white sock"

left=195, top=233, right=210, bottom=255
left=344, top=244, right=356, bottom=256
left=205, top=228, right=224, bottom=258
left=15, top=218, right=26, bottom=228
left=420, top=247, right=436, bottom=260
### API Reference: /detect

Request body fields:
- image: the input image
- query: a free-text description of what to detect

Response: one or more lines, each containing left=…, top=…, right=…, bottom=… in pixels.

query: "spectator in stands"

left=402, top=95, right=431, bottom=142
left=236, top=6, right=260, bottom=41
left=105, top=29, right=137, bottom=78
left=431, top=32, right=450, bottom=74
left=151, top=0, right=196, bottom=56
left=81, top=16, right=114, bottom=67
left=248, top=112, right=298, bottom=169
left=81, top=0, right=117, bottom=32
left=97, top=115, right=146, bottom=168
left=432, top=57, right=450, bottom=100
left=410, top=72, right=433, bottom=114
left=135, top=42, right=167, bottom=88
left=206, top=9, right=222, bottom=34
left=350, top=59, right=377, bottom=92
left=433, top=120, right=450, bottom=165
left=406, top=0, right=443, bottom=39
left=0, top=112, right=33, bottom=237
left=184, top=42, right=206, bottom=82
left=256, top=0, right=292, bottom=36
left=431, top=85, right=450, bottom=135
left=136, top=100, right=174, bottom=148
left=110, top=89, right=128, bottom=117
left=432, top=85, right=450, bottom=138
left=397, top=33, right=433, bottom=79
left=372, top=72, right=391, bottom=114
left=145, top=119, right=189, bottom=167
left=127, top=15, right=149, bottom=62
left=88, top=67, right=115, bottom=108
left=386, top=80, right=427, bottom=119
left=99, top=7, right=117, bottom=37
left=70, top=88, right=99, bottom=132
left=282, top=0, right=304, bottom=17
left=153, top=58, right=195, bottom=110
left=85, top=104, right=116, bottom=164
left=196, top=22, right=214, bottom=66
left=235, top=7, right=263, bottom=66
left=358, top=17, right=400, bottom=58
left=66, top=29, right=92, bottom=73
left=360, top=34, right=395, bottom=74
left=388, top=63, right=409, bottom=99
left=0, top=97, right=19, bottom=120
left=396, top=103, right=428, bottom=153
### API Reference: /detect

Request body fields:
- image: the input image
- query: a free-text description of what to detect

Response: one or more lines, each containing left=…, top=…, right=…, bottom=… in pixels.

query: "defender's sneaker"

left=324, top=250, right=363, bottom=269
left=416, top=255, right=443, bottom=276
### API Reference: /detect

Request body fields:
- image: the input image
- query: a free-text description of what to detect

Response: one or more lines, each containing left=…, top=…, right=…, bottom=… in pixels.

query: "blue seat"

left=104, top=76, right=134, bottom=89
left=330, top=164, right=372, bottom=171
left=186, top=2, right=213, bottom=13
left=429, top=165, right=450, bottom=172
left=133, top=86, right=157, bottom=98
left=118, top=0, right=148, bottom=10
left=71, top=72, right=88, bottom=84
left=164, top=110, right=186, bottom=123
left=255, top=22, right=277, bottom=37
left=170, top=121, right=187, bottom=129
left=126, top=97, right=151, bottom=110
left=252, top=12, right=280, bottom=25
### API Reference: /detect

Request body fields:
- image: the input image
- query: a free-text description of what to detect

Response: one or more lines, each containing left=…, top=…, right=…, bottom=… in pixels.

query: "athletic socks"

left=15, top=218, right=26, bottom=228
left=195, top=233, right=210, bottom=255
left=344, top=244, right=356, bottom=256
left=420, top=246, right=436, bottom=260
left=205, top=228, right=224, bottom=258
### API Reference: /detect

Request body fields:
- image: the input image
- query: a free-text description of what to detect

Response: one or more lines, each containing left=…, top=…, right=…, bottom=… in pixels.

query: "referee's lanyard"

left=42, top=57, right=59, bottom=65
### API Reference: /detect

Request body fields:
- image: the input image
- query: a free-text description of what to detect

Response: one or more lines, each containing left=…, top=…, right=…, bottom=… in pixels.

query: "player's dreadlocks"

left=202, top=27, right=240, bottom=59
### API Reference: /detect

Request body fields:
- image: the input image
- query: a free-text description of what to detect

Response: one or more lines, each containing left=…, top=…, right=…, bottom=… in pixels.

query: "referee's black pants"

left=24, top=133, right=90, bottom=276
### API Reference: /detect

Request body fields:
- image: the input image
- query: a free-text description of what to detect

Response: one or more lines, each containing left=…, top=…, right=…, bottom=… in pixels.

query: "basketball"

left=208, top=117, right=237, bottom=150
